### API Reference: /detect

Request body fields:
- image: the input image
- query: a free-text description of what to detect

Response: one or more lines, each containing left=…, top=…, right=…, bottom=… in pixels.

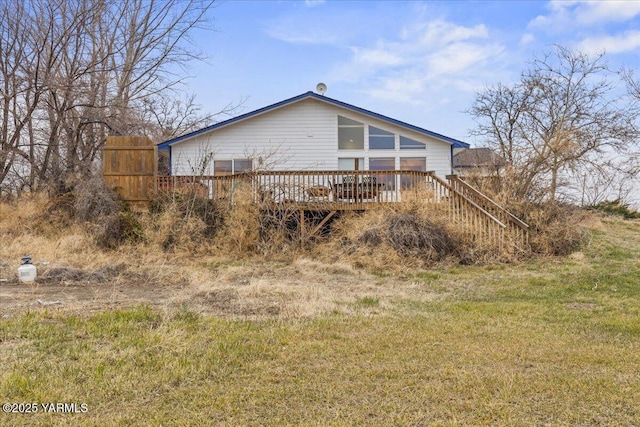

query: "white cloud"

left=352, top=45, right=406, bottom=67
left=419, top=21, right=489, bottom=46
left=330, top=18, right=504, bottom=105
left=530, top=0, right=640, bottom=29
left=580, top=30, right=640, bottom=54
left=367, top=76, right=428, bottom=105
left=526, top=1, right=640, bottom=56
left=520, top=33, right=535, bottom=45
left=266, top=22, right=340, bottom=45
left=264, top=9, right=365, bottom=46
left=427, top=42, right=501, bottom=76
left=570, top=0, right=640, bottom=25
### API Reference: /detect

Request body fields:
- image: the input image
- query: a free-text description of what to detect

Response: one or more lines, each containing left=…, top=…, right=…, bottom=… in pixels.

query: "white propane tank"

left=18, top=256, right=37, bottom=283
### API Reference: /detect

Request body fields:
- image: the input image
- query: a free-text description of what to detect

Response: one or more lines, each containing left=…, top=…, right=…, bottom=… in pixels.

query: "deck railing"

left=157, top=170, right=445, bottom=209
left=155, top=170, right=529, bottom=252
left=447, top=175, right=530, bottom=252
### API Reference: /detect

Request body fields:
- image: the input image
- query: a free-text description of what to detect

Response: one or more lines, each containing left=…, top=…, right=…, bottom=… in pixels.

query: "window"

left=234, top=159, right=253, bottom=173
left=338, top=116, right=364, bottom=150
left=368, top=158, right=395, bottom=170
left=399, top=136, right=426, bottom=150
left=399, top=157, right=426, bottom=171
left=369, top=158, right=395, bottom=190
left=338, top=158, right=364, bottom=171
left=214, top=160, right=233, bottom=176
left=214, top=159, right=253, bottom=176
left=400, top=157, right=426, bottom=188
left=369, top=126, right=395, bottom=150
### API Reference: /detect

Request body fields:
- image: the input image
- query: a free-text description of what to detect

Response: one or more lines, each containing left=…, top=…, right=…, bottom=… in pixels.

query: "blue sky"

left=187, top=0, right=640, bottom=145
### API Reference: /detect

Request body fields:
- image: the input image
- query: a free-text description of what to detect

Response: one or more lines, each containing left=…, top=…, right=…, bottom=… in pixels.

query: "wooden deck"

left=101, top=136, right=528, bottom=252
left=154, top=170, right=530, bottom=252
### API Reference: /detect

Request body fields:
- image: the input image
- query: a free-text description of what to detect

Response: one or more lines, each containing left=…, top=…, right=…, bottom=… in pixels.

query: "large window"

left=369, top=157, right=395, bottom=190
left=214, top=159, right=253, bottom=176
left=400, top=157, right=426, bottom=171
left=400, top=157, right=426, bottom=188
left=368, top=158, right=395, bottom=170
left=399, top=136, right=426, bottom=150
left=369, top=126, right=395, bottom=150
left=338, top=116, right=364, bottom=150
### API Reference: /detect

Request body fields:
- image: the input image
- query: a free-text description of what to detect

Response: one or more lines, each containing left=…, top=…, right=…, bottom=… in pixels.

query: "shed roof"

left=157, top=91, right=470, bottom=150
left=453, top=148, right=505, bottom=169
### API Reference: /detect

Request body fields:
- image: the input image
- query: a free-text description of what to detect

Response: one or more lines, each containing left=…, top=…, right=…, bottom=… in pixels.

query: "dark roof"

left=453, top=148, right=505, bottom=169
left=157, top=91, right=469, bottom=150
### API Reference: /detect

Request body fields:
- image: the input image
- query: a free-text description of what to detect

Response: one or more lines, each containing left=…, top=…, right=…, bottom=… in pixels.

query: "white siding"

left=170, top=98, right=453, bottom=177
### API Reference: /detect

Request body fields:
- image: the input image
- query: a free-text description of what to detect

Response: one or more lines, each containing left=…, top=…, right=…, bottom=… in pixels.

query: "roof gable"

left=157, top=91, right=469, bottom=150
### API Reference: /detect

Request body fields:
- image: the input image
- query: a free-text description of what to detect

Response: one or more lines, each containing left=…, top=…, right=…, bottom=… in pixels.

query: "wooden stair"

left=423, top=174, right=529, bottom=253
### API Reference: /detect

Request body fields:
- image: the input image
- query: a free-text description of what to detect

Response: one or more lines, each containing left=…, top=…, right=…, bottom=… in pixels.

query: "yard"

left=0, top=213, right=639, bottom=426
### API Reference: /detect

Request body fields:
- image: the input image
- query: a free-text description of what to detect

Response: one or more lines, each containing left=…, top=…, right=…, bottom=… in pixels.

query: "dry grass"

left=0, top=194, right=622, bottom=319
left=1, top=195, right=640, bottom=425
left=1, top=231, right=639, bottom=425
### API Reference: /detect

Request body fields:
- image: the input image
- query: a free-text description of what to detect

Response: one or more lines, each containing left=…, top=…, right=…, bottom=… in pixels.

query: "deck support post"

left=299, top=209, right=306, bottom=245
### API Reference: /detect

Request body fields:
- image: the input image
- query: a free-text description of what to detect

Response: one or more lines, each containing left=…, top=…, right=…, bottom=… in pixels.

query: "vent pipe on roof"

left=316, top=82, right=327, bottom=95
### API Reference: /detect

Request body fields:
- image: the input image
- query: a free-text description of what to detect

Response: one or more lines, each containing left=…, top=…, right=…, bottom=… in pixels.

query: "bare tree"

left=470, top=46, right=639, bottom=203
left=0, top=1, right=50, bottom=192
left=139, top=92, right=242, bottom=142
left=0, top=0, right=234, bottom=195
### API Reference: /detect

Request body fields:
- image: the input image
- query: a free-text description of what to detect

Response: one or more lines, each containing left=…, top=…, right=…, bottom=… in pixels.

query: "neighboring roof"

left=157, top=91, right=470, bottom=150
left=453, top=148, right=505, bottom=169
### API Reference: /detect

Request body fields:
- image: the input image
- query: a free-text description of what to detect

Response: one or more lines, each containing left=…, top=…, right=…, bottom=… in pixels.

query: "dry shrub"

left=145, top=184, right=298, bottom=257
left=213, top=185, right=304, bottom=258
left=3, top=177, right=144, bottom=250
left=216, top=184, right=261, bottom=255
left=150, top=190, right=225, bottom=238
left=74, top=176, right=119, bottom=221
left=385, top=213, right=458, bottom=257
left=21, top=176, right=117, bottom=238
left=462, top=167, right=549, bottom=205
left=147, top=190, right=226, bottom=252
left=0, top=192, right=79, bottom=243
left=11, top=193, right=77, bottom=239
left=256, top=207, right=302, bottom=257
left=469, top=185, right=592, bottom=257
left=456, top=175, right=593, bottom=257
left=319, top=203, right=461, bottom=270
left=44, top=193, right=76, bottom=228
left=522, top=202, right=591, bottom=256
left=94, top=210, right=144, bottom=249
left=0, top=193, right=44, bottom=218
left=74, top=176, right=143, bottom=249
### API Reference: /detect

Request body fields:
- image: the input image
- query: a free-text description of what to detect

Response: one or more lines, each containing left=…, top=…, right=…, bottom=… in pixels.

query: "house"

left=156, top=91, right=469, bottom=178
left=104, top=93, right=529, bottom=250
left=453, top=147, right=505, bottom=176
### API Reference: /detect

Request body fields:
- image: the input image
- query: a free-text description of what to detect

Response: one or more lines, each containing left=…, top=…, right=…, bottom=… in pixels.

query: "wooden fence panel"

left=103, top=136, right=156, bottom=210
